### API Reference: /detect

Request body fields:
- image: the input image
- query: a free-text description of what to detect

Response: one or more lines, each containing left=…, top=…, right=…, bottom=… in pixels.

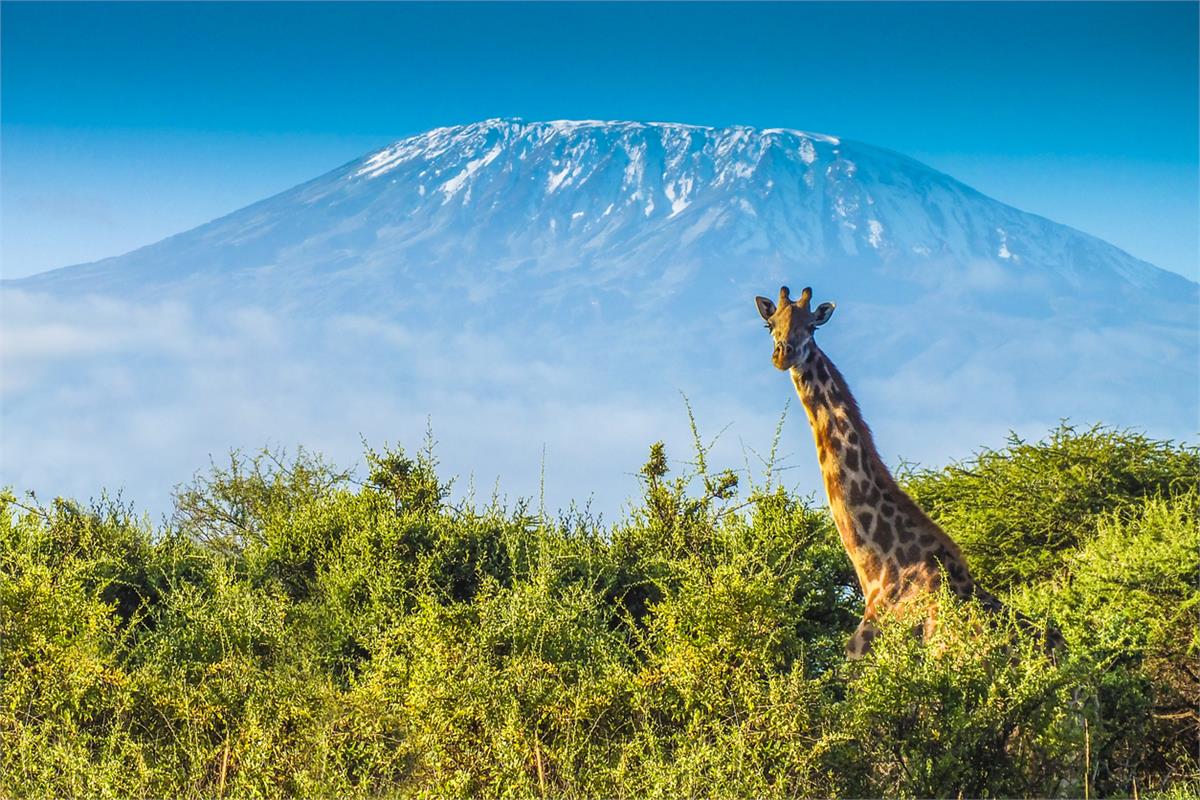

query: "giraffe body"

left=756, top=285, right=1006, bottom=659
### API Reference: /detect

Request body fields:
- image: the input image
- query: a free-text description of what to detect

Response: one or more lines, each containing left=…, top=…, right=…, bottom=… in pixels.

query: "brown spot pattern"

left=874, top=518, right=895, bottom=551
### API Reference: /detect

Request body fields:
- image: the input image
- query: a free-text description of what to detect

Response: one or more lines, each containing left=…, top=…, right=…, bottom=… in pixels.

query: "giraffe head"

left=755, top=285, right=836, bottom=370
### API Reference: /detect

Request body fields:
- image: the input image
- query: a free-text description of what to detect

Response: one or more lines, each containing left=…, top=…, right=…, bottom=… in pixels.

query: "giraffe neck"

left=789, top=342, right=958, bottom=600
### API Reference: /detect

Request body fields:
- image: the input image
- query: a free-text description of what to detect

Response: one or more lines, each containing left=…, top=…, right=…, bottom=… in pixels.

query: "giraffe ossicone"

left=755, top=284, right=1047, bottom=659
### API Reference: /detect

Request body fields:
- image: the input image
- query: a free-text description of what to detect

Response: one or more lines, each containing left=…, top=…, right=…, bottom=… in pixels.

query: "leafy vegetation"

left=2, top=424, right=1196, bottom=798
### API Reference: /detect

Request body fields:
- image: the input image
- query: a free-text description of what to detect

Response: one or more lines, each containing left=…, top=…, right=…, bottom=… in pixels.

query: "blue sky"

left=2, top=1, right=1197, bottom=280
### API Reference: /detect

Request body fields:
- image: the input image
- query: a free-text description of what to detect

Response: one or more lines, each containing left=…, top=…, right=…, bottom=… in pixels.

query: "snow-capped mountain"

left=3, top=119, right=1196, bottom=517
left=17, top=119, right=1191, bottom=309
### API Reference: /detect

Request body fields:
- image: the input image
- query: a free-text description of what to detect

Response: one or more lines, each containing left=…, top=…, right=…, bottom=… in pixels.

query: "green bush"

left=1, top=426, right=1196, bottom=798
left=835, top=590, right=1082, bottom=798
left=901, top=423, right=1198, bottom=590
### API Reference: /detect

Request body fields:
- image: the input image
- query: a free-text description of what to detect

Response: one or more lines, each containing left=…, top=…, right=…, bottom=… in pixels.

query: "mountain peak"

left=354, top=118, right=844, bottom=183
left=10, top=118, right=1191, bottom=309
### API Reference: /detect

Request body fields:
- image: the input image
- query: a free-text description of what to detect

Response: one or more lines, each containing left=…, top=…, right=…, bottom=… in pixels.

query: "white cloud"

left=2, top=284, right=1194, bottom=522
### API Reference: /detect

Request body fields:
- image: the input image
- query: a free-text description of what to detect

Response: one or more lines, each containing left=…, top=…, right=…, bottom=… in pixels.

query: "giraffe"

left=754, top=285, right=1013, bottom=659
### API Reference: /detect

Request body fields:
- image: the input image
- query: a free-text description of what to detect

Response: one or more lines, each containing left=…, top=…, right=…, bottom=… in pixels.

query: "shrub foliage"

left=1, top=424, right=1196, bottom=798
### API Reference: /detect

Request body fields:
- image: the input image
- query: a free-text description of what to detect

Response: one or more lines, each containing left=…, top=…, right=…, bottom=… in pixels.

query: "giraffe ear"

left=812, top=302, right=836, bottom=327
left=755, top=296, right=776, bottom=321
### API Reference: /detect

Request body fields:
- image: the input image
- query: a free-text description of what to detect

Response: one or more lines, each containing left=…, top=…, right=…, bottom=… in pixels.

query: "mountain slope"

left=3, top=119, right=1196, bottom=517
left=15, top=119, right=1191, bottom=307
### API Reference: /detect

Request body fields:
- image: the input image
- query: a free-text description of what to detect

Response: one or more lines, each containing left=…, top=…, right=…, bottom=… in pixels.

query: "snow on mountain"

left=3, top=119, right=1196, bottom=517
left=17, top=118, right=1189, bottom=306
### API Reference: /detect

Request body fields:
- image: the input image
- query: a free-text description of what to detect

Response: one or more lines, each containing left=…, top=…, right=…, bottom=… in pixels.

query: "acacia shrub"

left=1, top=426, right=1197, bottom=798
left=901, top=423, right=1198, bottom=590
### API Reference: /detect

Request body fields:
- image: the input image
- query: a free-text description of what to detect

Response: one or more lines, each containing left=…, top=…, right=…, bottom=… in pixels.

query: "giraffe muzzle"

left=773, top=342, right=796, bottom=369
